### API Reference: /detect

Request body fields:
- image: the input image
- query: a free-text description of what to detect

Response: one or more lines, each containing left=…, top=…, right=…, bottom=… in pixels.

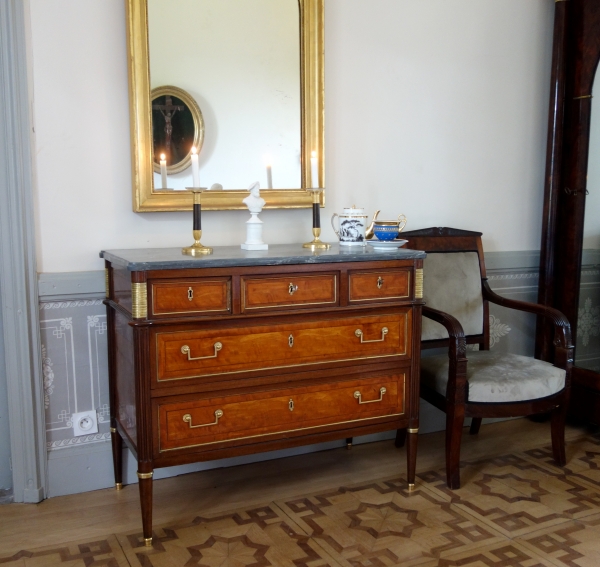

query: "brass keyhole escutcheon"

left=377, top=277, right=384, bottom=289
left=289, top=283, right=298, bottom=295
left=289, top=399, right=294, bottom=411
left=289, top=334, right=294, bottom=348
left=187, top=287, right=194, bottom=301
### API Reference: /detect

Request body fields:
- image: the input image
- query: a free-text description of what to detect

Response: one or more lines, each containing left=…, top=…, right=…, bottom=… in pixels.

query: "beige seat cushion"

left=422, top=252, right=484, bottom=341
left=421, top=350, right=566, bottom=403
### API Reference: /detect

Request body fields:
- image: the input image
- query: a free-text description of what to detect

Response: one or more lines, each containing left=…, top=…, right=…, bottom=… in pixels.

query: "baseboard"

left=46, top=432, right=405, bottom=497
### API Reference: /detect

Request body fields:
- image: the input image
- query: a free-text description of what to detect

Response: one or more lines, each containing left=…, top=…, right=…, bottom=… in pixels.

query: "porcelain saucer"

left=368, top=239, right=408, bottom=250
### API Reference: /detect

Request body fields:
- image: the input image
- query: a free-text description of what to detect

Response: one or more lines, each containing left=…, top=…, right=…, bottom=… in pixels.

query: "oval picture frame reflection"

left=151, top=85, right=205, bottom=175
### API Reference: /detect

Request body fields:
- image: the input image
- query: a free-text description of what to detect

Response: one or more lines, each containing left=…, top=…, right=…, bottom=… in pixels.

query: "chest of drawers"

left=101, top=244, right=425, bottom=545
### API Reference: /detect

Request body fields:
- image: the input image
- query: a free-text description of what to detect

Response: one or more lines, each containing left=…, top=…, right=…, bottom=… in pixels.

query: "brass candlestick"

left=182, top=189, right=213, bottom=256
left=303, top=188, right=331, bottom=249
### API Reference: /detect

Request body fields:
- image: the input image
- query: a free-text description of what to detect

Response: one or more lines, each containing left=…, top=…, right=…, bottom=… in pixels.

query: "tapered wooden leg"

left=395, top=428, right=407, bottom=448
left=345, top=437, right=353, bottom=449
left=446, top=405, right=465, bottom=489
left=138, top=470, right=154, bottom=546
left=110, top=428, right=123, bottom=490
left=551, top=404, right=567, bottom=466
left=406, top=429, right=418, bottom=488
left=469, top=418, right=482, bottom=436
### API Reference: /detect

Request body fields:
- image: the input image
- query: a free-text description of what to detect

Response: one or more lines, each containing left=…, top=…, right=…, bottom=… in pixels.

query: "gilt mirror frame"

left=126, top=0, right=324, bottom=212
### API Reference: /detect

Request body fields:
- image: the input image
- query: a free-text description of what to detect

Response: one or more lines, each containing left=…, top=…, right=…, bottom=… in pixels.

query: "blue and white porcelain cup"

left=331, top=206, right=368, bottom=246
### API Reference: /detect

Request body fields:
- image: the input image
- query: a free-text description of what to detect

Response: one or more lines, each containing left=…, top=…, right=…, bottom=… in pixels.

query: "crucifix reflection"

left=151, top=93, right=196, bottom=168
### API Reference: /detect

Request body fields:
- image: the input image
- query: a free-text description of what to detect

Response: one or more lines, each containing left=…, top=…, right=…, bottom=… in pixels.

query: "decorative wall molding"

left=0, top=0, right=46, bottom=503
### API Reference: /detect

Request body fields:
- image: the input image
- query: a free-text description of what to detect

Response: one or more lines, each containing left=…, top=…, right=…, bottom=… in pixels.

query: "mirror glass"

left=576, top=74, right=600, bottom=371
left=147, top=0, right=301, bottom=191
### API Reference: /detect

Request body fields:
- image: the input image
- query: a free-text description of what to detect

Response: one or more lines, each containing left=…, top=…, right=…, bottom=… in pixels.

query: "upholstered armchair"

left=401, top=228, right=573, bottom=489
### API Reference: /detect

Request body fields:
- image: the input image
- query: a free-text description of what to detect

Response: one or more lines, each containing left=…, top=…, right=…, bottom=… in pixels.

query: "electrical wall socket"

left=72, top=411, right=99, bottom=436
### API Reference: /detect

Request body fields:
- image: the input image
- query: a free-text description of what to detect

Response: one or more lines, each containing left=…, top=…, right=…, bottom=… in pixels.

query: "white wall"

left=29, top=0, right=554, bottom=274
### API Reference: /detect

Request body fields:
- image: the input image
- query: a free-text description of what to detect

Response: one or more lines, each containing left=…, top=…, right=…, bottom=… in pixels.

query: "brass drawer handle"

left=377, top=277, right=384, bottom=289
left=187, top=287, right=193, bottom=301
left=289, top=283, right=299, bottom=295
left=354, top=387, right=387, bottom=404
left=181, top=342, right=222, bottom=360
left=355, top=327, right=388, bottom=343
left=183, top=409, right=223, bottom=428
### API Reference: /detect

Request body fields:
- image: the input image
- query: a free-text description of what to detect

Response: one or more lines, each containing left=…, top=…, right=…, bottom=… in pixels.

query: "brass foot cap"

left=346, top=443, right=352, bottom=450
left=115, top=483, right=123, bottom=491
left=407, top=483, right=416, bottom=491
left=144, top=537, right=153, bottom=547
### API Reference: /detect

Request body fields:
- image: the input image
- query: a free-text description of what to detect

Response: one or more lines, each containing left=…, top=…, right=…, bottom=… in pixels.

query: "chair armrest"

left=482, top=279, right=573, bottom=371
left=423, top=306, right=468, bottom=401
left=482, top=279, right=572, bottom=350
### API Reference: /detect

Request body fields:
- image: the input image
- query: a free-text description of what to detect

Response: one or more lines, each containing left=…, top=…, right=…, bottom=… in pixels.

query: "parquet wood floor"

left=1, top=418, right=598, bottom=566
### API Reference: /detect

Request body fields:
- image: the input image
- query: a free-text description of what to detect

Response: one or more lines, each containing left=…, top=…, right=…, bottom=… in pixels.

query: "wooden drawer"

left=154, top=312, right=410, bottom=383
left=157, top=373, right=405, bottom=452
left=151, top=278, right=231, bottom=316
left=242, top=273, right=337, bottom=311
left=349, top=269, right=411, bottom=303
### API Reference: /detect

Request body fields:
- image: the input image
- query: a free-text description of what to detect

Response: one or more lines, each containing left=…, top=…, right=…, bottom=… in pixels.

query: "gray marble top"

left=100, top=243, right=426, bottom=271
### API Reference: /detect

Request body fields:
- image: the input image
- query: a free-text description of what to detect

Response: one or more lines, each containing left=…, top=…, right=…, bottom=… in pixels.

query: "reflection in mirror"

left=151, top=86, right=204, bottom=178
left=147, top=0, right=301, bottom=191
left=577, top=77, right=600, bottom=371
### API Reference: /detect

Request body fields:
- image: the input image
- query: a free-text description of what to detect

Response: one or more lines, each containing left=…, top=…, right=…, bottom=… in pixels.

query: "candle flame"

left=311, top=151, right=317, bottom=158
left=191, top=146, right=197, bottom=155
left=160, top=153, right=166, bottom=160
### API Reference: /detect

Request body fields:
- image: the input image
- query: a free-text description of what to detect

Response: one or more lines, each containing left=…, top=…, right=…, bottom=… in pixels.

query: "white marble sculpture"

left=241, top=181, right=268, bottom=250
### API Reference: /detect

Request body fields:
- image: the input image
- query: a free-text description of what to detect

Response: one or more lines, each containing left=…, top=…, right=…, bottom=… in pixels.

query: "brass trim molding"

left=242, top=274, right=338, bottom=311
left=105, top=269, right=110, bottom=298
left=574, top=94, right=593, bottom=100
left=110, top=427, right=117, bottom=433
left=137, top=471, right=153, bottom=480
left=132, top=282, right=148, bottom=319
left=414, top=269, right=424, bottom=299
left=348, top=271, right=411, bottom=303
left=156, top=315, right=409, bottom=382
left=126, top=0, right=325, bottom=211
left=160, top=411, right=405, bottom=453
left=152, top=280, right=232, bottom=316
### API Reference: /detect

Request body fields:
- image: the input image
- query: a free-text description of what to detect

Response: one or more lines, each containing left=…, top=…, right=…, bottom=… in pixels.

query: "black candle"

left=193, top=202, right=201, bottom=230
left=312, top=202, right=321, bottom=229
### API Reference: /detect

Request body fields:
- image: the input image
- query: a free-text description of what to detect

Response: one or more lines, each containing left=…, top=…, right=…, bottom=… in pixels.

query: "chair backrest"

left=402, top=227, right=489, bottom=349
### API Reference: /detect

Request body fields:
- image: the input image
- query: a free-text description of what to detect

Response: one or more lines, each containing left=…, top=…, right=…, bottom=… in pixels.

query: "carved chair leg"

left=446, top=406, right=465, bottom=490
left=395, top=428, right=407, bottom=448
left=110, top=427, right=123, bottom=490
left=550, top=403, right=568, bottom=466
left=469, top=418, right=482, bottom=436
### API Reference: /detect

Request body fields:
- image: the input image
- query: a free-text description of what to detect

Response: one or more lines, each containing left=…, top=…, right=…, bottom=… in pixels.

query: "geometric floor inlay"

left=5, top=434, right=600, bottom=566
